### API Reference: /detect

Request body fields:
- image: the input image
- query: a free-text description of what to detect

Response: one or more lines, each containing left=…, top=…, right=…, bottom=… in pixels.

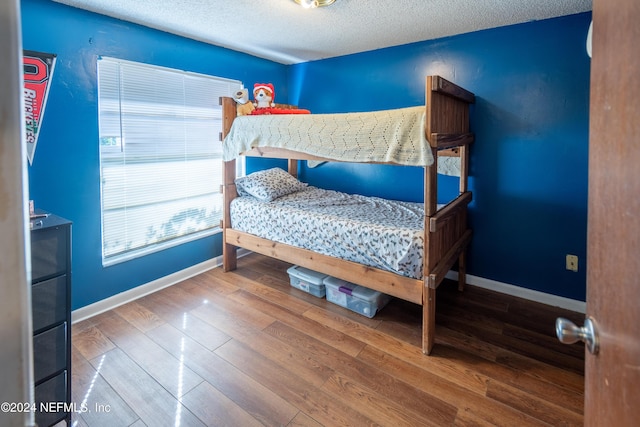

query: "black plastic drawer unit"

left=30, top=213, right=72, bottom=427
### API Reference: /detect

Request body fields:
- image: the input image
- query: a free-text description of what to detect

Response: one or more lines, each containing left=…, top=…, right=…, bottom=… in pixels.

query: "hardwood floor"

left=71, top=253, right=585, bottom=426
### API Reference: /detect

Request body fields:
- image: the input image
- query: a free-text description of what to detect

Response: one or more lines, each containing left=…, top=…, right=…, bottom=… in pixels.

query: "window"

left=97, top=57, right=241, bottom=265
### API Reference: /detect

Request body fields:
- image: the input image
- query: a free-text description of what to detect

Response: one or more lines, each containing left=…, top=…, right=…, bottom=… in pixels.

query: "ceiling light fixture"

left=293, top=0, right=336, bottom=9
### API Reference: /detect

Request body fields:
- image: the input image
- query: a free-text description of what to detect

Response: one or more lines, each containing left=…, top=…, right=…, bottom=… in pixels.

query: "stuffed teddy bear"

left=253, top=83, right=276, bottom=109
left=251, top=82, right=311, bottom=115
left=232, top=88, right=255, bottom=116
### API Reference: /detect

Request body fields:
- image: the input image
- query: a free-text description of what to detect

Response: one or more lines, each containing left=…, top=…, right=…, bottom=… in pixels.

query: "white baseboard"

left=72, top=258, right=218, bottom=324
left=445, top=271, right=586, bottom=313
left=71, top=249, right=251, bottom=324
left=73, top=251, right=585, bottom=324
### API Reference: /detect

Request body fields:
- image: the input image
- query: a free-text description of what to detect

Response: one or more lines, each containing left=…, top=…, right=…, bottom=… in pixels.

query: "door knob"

left=556, top=316, right=599, bottom=355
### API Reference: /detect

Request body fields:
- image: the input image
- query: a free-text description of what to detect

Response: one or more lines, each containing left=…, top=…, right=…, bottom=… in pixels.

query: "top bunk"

left=220, top=75, right=475, bottom=168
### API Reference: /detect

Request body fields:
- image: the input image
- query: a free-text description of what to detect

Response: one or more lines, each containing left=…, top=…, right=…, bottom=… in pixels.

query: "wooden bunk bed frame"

left=219, top=75, right=475, bottom=354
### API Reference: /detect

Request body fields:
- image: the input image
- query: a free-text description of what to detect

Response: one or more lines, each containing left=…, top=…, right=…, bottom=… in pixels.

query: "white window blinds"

left=97, top=57, right=241, bottom=265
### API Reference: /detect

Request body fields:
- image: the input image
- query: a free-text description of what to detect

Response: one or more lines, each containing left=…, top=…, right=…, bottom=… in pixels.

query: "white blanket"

left=223, top=106, right=434, bottom=167
left=437, top=156, right=461, bottom=177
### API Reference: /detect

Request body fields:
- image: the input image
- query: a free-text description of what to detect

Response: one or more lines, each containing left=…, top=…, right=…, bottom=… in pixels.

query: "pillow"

left=235, top=167, right=307, bottom=202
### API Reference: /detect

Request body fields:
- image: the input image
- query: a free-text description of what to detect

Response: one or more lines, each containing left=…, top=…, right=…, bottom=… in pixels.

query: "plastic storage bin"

left=323, top=277, right=391, bottom=318
left=286, top=265, right=328, bottom=298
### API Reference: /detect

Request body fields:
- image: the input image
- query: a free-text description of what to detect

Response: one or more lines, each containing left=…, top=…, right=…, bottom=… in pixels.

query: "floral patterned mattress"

left=230, top=186, right=434, bottom=279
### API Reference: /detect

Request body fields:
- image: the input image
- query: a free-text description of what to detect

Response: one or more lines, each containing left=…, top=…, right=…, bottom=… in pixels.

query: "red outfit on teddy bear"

left=251, top=83, right=310, bottom=115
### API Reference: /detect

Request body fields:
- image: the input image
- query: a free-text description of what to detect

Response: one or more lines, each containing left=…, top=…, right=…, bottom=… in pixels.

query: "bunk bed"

left=219, top=75, right=474, bottom=354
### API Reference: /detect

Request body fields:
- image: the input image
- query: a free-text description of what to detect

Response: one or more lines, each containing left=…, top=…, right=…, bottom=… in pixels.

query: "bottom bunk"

left=222, top=168, right=472, bottom=354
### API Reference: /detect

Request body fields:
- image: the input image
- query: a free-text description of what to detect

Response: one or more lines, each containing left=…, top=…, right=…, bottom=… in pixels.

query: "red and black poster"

left=23, top=50, right=56, bottom=165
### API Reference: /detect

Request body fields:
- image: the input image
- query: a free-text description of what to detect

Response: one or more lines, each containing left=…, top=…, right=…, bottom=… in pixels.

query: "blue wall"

left=22, top=0, right=590, bottom=308
left=21, top=0, right=288, bottom=309
left=288, top=13, right=591, bottom=301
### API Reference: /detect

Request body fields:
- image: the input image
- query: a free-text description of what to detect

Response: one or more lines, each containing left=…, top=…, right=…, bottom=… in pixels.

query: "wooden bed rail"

left=428, top=75, right=475, bottom=103
left=429, top=191, right=472, bottom=233
left=431, top=133, right=474, bottom=151
left=239, top=146, right=459, bottom=168
left=225, top=228, right=424, bottom=305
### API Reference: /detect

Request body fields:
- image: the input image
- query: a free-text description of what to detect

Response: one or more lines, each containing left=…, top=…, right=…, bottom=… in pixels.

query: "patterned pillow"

left=235, top=167, right=307, bottom=202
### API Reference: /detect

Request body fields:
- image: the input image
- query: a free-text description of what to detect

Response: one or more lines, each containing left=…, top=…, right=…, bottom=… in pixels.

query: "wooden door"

left=586, top=0, right=640, bottom=424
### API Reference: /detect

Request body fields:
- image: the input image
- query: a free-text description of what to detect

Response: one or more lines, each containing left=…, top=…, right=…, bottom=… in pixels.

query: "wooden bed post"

left=457, top=143, right=469, bottom=292
left=288, top=159, right=298, bottom=178
left=422, top=76, right=441, bottom=354
left=423, top=155, right=438, bottom=355
left=220, top=97, right=238, bottom=271
left=457, top=251, right=467, bottom=292
left=458, top=144, right=469, bottom=194
left=421, top=75, right=475, bottom=353
left=424, top=153, right=438, bottom=217
left=423, top=286, right=436, bottom=354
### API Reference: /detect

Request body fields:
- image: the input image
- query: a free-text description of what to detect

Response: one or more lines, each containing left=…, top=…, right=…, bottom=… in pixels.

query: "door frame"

left=0, top=1, right=35, bottom=426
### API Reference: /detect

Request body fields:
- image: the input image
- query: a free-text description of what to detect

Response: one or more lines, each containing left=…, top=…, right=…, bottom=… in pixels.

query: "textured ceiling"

left=53, top=0, right=592, bottom=64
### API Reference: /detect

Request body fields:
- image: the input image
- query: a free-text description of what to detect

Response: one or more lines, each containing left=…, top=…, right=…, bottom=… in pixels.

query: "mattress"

left=230, top=186, right=432, bottom=279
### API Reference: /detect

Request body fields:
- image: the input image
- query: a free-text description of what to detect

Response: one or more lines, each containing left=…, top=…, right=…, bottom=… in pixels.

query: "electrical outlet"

left=566, top=254, right=578, bottom=272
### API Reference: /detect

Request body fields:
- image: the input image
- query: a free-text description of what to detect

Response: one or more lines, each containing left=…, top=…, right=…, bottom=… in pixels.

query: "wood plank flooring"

left=71, top=253, right=585, bottom=426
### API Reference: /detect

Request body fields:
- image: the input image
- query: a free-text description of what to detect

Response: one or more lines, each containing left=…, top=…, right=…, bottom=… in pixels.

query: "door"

left=586, top=0, right=640, bottom=424
left=0, top=1, right=36, bottom=427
